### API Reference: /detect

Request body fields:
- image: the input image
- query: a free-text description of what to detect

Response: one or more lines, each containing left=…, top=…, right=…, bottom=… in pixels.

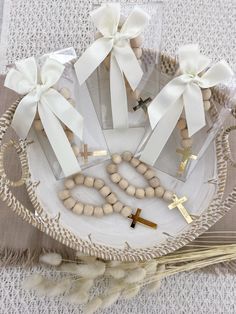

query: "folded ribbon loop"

left=75, top=3, right=150, bottom=129
left=140, top=44, right=234, bottom=166
left=4, top=57, right=84, bottom=177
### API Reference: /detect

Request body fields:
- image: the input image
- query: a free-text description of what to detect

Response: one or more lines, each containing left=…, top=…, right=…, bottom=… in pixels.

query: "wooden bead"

left=121, top=206, right=132, bottom=217
left=34, top=119, right=43, bottom=131
left=155, top=186, right=165, bottom=198
left=202, top=88, right=212, bottom=101
left=133, top=48, right=142, bottom=59
left=84, top=205, right=94, bottom=216
left=94, top=207, right=104, bottom=217
left=74, top=174, right=84, bottom=185
left=163, top=190, right=174, bottom=202
left=112, top=153, right=122, bottom=164
left=100, top=186, right=111, bottom=197
left=110, top=173, right=121, bottom=183
left=58, top=190, right=70, bottom=200
left=130, top=89, right=140, bottom=101
left=119, top=178, right=129, bottom=190
left=130, top=36, right=143, bottom=48
left=136, top=163, right=148, bottom=174
left=181, top=128, right=189, bottom=139
left=103, top=55, right=110, bottom=70
left=106, top=163, right=117, bottom=174
left=94, top=178, right=105, bottom=190
left=35, top=111, right=40, bottom=120
left=145, top=187, right=155, bottom=198
left=65, top=130, right=74, bottom=142
left=149, top=177, right=160, bottom=188
left=135, top=188, right=145, bottom=199
left=177, top=118, right=187, bottom=130
left=121, top=151, right=133, bottom=162
left=84, top=176, right=94, bottom=188
left=126, top=185, right=136, bottom=196
left=106, top=192, right=118, bottom=205
left=64, top=179, right=75, bottom=189
left=130, top=157, right=140, bottom=167
left=95, top=32, right=102, bottom=40
left=103, top=204, right=113, bottom=215
left=204, top=100, right=211, bottom=111
left=60, top=87, right=71, bottom=99
left=68, top=98, right=76, bottom=107
left=72, top=144, right=80, bottom=157
left=72, top=202, right=84, bottom=215
left=144, top=169, right=155, bottom=180
left=182, top=138, right=193, bottom=148
left=64, top=197, right=76, bottom=209
left=113, top=201, right=123, bottom=213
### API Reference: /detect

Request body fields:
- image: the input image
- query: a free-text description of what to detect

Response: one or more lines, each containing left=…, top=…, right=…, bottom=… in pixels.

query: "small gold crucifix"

left=176, top=147, right=197, bottom=174
left=133, top=97, right=152, bottom=113
left=168, top=194, right=193, bottom=224
left=128, top=208, right=157, bottom=229
left=80, top=144, right=107, bottom=164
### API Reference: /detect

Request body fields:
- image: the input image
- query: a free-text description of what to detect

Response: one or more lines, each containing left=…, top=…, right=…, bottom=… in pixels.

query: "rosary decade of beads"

left=107, top=152, right=174, bottom=202
left=58, top=174, right=132, bottom=218
left=107, top=152, right=193, bottom=224
left=58, top=174, right=158, bottom=229
left=176, top=88, right=212, bottom=175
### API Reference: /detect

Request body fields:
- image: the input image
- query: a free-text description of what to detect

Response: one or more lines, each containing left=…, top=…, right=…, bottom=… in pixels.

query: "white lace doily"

left=0, top=0, right=236, bottom=313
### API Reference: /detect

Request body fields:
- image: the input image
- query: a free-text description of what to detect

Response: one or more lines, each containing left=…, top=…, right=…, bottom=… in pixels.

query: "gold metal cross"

left=168, top=194, right=193, bottom=224
left=133, top=97, right=152, bottom=113
left=176, top=147, right=197, bottom=174
left=80, top=144, right=107, bottom=163
left=128, top=208, right=157, bottom=229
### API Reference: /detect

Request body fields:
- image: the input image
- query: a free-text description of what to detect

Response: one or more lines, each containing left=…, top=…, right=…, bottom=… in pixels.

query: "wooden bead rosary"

left=176, top=88, right=212, bottom=175
left=99, top=16, right=152, bottom=113
left=58, top=151, right=193, bottom=229
left=34, top=86, right=107, bottom=163
left=58, top=173, right=158, bottom=230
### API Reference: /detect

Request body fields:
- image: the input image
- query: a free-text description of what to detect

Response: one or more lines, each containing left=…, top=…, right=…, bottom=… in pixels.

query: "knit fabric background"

left=0, top=0, right=236, bottom=313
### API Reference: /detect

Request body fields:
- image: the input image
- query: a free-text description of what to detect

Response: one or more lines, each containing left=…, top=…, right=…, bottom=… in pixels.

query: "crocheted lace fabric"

left=0, top=0, right=236, bottom=313
left=1, top=265, right=236, bottom=314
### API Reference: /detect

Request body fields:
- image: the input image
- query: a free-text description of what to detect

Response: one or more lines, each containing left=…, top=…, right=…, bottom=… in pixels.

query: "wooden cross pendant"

left=168, top=194, right=193, bottom=224
left=128, top=208, right=157, bottom=229
left=80, top=144, right=107, bottom=163
left=133, top=97, right=152, bottom=113
left=176, top=147, right=197, bottom=174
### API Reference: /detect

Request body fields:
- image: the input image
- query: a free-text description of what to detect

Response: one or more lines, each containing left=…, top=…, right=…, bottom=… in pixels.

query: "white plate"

left=27, top=128, right=217, bottom=251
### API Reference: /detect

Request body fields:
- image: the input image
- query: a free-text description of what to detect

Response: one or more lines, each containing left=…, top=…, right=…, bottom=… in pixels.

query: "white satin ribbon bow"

left=140, top=44, right=234, bottom=166
left=75, top=3, right=150, bottom=129
left=4, top=57, right=84, bottom=177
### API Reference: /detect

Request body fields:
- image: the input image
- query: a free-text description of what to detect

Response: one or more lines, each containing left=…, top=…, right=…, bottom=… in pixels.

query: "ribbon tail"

left=183, top=83, right=205, bottom=137
left=11, top=95, right=38, bottom=138
left=110, top=53, right=129, bottom=129
left=140, top=99, right=183, bottom=166
left=148, top=76, right=187, bottom=130
left=41, top=90, right=83, bottom=140
left=114, top=43, right=143, bottom=90
left=38, top=101, right=81, bottom=177
left=74, top=37, right=113, bottom=85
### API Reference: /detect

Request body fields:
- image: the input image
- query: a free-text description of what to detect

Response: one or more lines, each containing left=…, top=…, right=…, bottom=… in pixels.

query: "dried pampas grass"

left=22, top=243, right=236, bottom=313
left=124, top=268, right=147, bottom=284
left=22, top=274, right=44, bottom=290
left=39, top=253, right=62, bottom=266
left=101, top=291, right=120, bottom=308
left=84, top=297, right=102, bottom=314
